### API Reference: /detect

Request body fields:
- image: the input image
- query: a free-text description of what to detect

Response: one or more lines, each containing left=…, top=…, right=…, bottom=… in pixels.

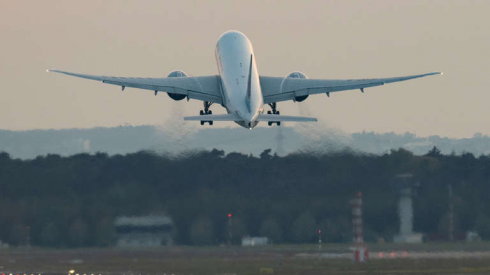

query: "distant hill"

left=1, top=125, right=490, bottom=159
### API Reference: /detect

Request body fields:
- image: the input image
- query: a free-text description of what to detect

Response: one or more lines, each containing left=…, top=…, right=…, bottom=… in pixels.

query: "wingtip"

left=46, top=69, right=50, bottom=73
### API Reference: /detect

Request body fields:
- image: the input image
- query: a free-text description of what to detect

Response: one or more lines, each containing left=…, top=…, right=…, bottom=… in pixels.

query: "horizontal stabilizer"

left=256, top=114, right=317, bottom=122
left=184, top=113, right=317, bottom=122
left=184, top=114, right=240, bottom=121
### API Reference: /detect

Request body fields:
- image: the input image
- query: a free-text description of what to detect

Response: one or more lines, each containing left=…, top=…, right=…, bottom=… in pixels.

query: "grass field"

left=1, top=243, right=490, bottom=275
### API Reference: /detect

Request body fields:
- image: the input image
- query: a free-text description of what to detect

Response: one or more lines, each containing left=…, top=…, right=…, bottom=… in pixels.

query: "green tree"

left=475, top=213, right=490, bottom=240
left=94, top=218, right=114, bottom=247
left=40, top=222, right=60, bottom=247
left=318, top=218, right=349, bottom=243
left=230, top=218, right=249, bottom=244
left=68, top=218, right=89, bottom=247
left=437, top=212, right=461, bottom=238
left=190, top=216, right=214, bottom=245
left=259, top=219, right=282, bottom=243
left=8, top=224, right=28, bottom=246
left=290, top=211, right=316, bottom=243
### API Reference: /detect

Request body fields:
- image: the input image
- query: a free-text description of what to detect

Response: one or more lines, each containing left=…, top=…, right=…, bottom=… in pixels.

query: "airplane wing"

left=48, top=70, right=223, bottom=104
left=260, top=72, right=442, bottom=104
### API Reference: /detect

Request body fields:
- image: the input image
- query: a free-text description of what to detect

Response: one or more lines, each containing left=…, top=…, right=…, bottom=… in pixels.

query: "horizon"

left=2, top=125, right=490, bottom=160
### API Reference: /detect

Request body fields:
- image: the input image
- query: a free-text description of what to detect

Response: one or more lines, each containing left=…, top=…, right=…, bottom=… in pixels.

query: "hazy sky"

left=1, top=0, right=489, bottom=138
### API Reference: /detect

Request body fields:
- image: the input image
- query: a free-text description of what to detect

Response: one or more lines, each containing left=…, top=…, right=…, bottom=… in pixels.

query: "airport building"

left=114, top=215, right=174, bottom=247
left=241, top=236, right=269, bottom=246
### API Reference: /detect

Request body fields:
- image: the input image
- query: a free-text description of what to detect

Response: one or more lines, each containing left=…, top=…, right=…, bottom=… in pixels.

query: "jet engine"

left=166, top=70, right=188, bottom=101
left=286, top=71, right=309, bottom=102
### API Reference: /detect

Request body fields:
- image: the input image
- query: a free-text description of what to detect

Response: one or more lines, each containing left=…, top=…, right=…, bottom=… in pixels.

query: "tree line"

left=0, top=147, right=489, bottom=247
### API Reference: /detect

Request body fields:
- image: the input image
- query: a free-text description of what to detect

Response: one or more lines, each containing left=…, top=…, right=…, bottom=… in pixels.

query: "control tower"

left=393, top=173, right=423, bottom=243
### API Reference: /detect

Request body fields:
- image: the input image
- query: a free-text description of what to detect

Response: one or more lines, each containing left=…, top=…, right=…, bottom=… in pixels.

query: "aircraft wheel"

left=200, top=110, right=204, bottom=115
left=276, top=111, right=280, bottom=115
left=200, top=121, right=204, bottom=125
left=267, top=111, right=271, bottom=114
left=208, top=110, right=212, bottom=115
left=277, top=122, right=281, bottom=126
left=209, top=121, right=213, bottom=126
left=268, top=121, right=272, bottom=126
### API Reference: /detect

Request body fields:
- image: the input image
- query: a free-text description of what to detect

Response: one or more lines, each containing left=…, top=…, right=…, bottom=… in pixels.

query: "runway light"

left=390, top=252, right=395, bottom=258
left=228, top=213, right=232, bottom=218
left=378, top=252, right=383, bottom=258
left=69, top=271, right=75, bottom=274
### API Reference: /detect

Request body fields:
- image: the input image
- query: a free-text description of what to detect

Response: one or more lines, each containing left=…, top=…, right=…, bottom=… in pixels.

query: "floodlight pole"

left=449, top=184, right=454, bottom=242
left=26, top=225, right=30, bottom=248
left=228, top=213, right=233, bottom=246
left=318, top=230, right=322, bottom=252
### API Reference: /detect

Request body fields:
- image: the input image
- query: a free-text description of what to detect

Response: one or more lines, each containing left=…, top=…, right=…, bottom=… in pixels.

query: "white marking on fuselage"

left=215, top=31, right=264, bottom=128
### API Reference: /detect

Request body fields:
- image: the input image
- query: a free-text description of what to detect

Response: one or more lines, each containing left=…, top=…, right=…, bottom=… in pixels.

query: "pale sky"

left=0, top=0, right=489, bottom=138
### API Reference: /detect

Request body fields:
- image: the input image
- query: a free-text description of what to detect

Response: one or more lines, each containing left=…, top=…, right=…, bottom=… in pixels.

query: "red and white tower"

left=351, top=192, right=368, bottom=262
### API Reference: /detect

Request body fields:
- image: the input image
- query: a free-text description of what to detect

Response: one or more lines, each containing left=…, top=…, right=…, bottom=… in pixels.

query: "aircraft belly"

left=216, top=31, right=264, bottom=128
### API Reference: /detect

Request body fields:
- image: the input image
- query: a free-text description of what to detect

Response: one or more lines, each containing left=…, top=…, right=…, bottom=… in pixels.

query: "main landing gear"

left=267, top=103, right=281, bottom=126
left=200, top=101, right=213, bottom=126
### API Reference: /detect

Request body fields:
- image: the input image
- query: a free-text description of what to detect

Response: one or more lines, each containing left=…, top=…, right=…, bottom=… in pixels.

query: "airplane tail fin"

left=256, top=114, right=317, bottom=122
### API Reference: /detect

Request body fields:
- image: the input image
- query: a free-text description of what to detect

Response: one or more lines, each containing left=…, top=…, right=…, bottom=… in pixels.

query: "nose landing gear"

left=267, top=103, right=281, bottom=126
left=200, top=101, right=213, bottom=125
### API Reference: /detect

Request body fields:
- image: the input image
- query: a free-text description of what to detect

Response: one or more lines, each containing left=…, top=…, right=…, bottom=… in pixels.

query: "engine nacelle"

left=286, top=71, right=309, bottom=102
left=166, top=70, right=188, bottom=101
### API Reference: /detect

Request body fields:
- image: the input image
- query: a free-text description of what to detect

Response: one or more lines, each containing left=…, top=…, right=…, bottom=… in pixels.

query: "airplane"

left=48, top=30, right=441, bottom=129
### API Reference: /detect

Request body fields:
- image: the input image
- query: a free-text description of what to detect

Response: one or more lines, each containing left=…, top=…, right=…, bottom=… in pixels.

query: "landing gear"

left=200, top=101, right=213, bottom=125
left=267, top=103, right=281, bottom=126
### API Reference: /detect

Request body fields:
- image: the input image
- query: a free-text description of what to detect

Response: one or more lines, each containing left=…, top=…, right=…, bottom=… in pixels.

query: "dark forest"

left=0, top=147, right=489, bottom=247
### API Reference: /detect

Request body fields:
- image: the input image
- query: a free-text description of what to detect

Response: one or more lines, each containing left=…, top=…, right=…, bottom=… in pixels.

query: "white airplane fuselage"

left=215, top=31, right=264, bottom=129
